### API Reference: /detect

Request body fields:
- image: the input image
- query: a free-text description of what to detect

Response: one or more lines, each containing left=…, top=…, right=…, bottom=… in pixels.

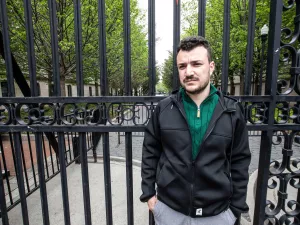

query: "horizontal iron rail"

left=0, top=124, right=299, bottom=132
left=0, top=95, right=299, bottom=104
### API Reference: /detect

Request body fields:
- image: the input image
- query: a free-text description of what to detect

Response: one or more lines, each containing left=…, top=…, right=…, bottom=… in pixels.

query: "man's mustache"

left=184, top=75, right=199, bottom=83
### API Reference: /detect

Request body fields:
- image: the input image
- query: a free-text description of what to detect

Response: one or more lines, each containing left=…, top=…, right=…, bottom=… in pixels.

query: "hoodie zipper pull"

left=197, top=106, right=200, bottom=118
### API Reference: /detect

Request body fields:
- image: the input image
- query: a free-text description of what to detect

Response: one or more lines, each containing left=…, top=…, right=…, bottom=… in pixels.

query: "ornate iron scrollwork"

left=265, top=131, right=300, bottom=223
left=1, top=102, right=152, bottom=126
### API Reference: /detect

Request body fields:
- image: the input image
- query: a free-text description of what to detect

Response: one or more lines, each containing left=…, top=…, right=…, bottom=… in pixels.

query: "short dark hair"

left=177, top=36, right=212, bottom=62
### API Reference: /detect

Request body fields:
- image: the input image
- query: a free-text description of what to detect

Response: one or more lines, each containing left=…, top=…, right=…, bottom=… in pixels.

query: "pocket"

left=156, top=161, right=177, bottom=188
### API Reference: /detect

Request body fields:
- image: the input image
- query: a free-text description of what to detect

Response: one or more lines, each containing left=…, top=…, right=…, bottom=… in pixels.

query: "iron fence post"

left=73, top=137, right=81, bottom=164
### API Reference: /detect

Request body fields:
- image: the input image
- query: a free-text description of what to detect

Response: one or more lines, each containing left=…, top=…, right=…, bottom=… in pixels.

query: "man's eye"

left=178, top=65, right=186, bottom=69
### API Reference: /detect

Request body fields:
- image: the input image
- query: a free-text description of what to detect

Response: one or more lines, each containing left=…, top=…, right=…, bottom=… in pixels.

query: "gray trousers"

left=153, top=200, right=236, bottom=225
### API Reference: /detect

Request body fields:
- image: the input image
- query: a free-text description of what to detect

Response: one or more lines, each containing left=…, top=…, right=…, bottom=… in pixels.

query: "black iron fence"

left=0, top=0, right=299, bottom=225
left=0, top=111, right=96, bottom=213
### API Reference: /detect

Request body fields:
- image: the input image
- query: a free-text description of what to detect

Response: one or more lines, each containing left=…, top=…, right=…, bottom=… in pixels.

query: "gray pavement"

left=92, top=133, right=300, bottom=175
left=4, top=159, right=148, bottom=225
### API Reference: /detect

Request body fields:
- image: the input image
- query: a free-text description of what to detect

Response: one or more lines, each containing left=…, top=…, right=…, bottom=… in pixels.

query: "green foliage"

left=156, top=82, right=168, bottom=94
left=3, top=0, right=149, bottom=96
left=162, top=0, right=272, bottom=94
left=161, top=51, right=173, bottom=92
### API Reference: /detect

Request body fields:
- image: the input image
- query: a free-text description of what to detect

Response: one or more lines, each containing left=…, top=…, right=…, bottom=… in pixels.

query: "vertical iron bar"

left=13, top=133, right=30, bottom=225
left=172, top=0, right=180, bottom=91
left=50, top=137, right=59, bottom=171
left=124, top=0, right=131, bottom=95
left=0, top=160, right=9, bottom=225
left=74, top=0, right=84, bottom=96
left=58, top=133, right=71, bottom=225
left=48, top=137, right=55, bottom=175
left=0, top=135, right=13, bottom=204
left=148, top=0, right=156, bottom=96
left=253, top=0, right=282, bottom=224
left=123, top=6, right=133, bottom=222
left=47, top=0, right=60, bottom=96
left=149, top=211, right=155, bottom=225
left=198, top=0, right=205, bottom=37
left=98, top=0, right=108, bottom=96
left=79, top=133, right=92, bottom=225
left=67, top=132, right=72, bottom=161
left=86, top=132, right=90, bottom=148
left=42, top=135, right=50, bottom=178
left=27, top=133, right=37, bottom=187
left=63, top=137, right=69, bottom=163
left=244, top=0, right=256, bottom=95
left=103, top=133, right=113, bottom=225
left=0, top=0, right=14, bottom=96
left=19, top=134, right=30, bottom=192
left=221, top=0, right=230, bottom=94
left=23, top=0, right=38, bottom=96
left=8, top=133, right=17, bottom=174
left=125, top=132, right=134, bottom=225
left=35, top=133, right=50, bottom=225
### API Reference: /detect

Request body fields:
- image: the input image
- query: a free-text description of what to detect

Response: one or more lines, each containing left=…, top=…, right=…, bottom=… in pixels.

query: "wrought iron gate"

left=0, top=0, right=300, bottom=225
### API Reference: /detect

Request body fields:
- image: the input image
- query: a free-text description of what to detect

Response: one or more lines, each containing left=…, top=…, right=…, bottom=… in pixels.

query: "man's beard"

left=182, top=74, right=210, bottom=95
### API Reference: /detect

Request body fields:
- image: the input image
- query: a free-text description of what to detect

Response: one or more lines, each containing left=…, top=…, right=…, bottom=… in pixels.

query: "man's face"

left=177, top=46, right=215, bottom=95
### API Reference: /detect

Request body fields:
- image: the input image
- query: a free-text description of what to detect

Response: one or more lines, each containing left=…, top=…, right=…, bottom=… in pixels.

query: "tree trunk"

left=95, top=82, right=99, bottom=96
left=60, top=74, right=66, bottom=97
left=60, top=65, right=66, bottom=96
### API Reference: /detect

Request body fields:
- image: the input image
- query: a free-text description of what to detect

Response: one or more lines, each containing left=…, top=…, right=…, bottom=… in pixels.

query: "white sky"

left=138, top=0, right=174, bottom=67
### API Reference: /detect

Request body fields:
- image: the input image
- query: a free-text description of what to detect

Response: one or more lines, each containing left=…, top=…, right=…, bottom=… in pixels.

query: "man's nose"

left=185, top=64, right=193, bottom=76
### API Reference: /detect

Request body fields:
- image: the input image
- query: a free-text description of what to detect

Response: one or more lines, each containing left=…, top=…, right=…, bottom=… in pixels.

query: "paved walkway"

left=92, top=132, right=300, bottom=175
left=3, top=159, right=148, bottom=225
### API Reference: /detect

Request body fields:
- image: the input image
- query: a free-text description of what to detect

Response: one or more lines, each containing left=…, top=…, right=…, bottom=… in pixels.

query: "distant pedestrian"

left=140, top=36, right=251, bottom=225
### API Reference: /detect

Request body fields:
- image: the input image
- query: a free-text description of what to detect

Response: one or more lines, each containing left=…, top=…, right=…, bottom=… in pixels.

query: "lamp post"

left=258, top=24, right=269, bottom=95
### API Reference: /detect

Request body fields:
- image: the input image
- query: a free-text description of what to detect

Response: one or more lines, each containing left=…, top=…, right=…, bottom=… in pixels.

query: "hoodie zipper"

left=171, top=99, right=194, bottom=215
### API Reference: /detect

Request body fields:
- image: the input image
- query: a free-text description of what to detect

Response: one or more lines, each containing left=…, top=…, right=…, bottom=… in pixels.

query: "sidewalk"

left=4, top=157, right=148, bottom=225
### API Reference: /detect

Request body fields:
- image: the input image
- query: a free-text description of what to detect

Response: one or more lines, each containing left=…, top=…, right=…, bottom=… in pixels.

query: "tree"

left=4, top=0, right=149, bottom=96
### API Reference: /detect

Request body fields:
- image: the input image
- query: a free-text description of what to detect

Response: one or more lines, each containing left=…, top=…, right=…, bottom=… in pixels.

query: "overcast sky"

left=138, top=0, right=174, bottom=67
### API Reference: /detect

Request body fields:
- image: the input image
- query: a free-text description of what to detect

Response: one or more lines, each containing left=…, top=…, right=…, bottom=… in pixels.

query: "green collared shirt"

left=180, top=84, right=219, bottom=160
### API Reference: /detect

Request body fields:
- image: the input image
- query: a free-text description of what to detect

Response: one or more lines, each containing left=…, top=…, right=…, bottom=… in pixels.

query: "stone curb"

left=87, top=155, right=142, bottom=167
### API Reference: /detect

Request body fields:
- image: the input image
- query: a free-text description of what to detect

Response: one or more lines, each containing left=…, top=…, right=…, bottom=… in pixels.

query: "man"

left=140, top=36, right=251, bottom=225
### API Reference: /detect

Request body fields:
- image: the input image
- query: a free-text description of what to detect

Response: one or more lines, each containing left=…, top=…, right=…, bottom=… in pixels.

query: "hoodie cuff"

left=140, top=192, right=156, bottom=203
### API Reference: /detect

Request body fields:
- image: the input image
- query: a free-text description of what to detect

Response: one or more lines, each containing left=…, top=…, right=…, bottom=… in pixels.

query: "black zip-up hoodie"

left=140, top=90, right=251, bottom=218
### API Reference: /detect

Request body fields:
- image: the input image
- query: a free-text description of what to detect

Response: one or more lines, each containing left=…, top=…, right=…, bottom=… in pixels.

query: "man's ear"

left=210, top=61, right=215, bottom=75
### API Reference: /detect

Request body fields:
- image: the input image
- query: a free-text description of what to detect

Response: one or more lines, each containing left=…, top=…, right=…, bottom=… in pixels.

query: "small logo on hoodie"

left=196, top=208, right=202, bottom=216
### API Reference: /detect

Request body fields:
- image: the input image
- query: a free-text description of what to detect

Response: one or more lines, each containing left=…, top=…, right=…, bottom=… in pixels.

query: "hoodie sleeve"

left=229, top=103, right=251, bottom=218
left=140, top=103, right=163, bottom=202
